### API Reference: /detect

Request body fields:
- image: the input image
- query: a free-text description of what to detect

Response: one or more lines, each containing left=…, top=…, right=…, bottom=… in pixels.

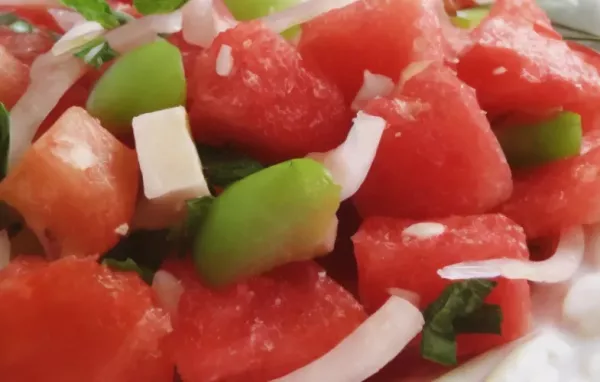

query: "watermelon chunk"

left=0, top=107, right=139, bottom=257
left=0, top=256, right=173, bottom=382
left=352, top=214, right=531, bottom=357
left=499, top=131, right=600, bottom=238
left=298, top=0, right=458, bottom=103
left=488, top=0, right=559, bottom=38
left=353, top=63, right=512, bottom=219
left=0, top=23, right=54, bottom=66
left=164, top=259, right=366, bottom=382
left=0, top=44, right=28, bottom=108
left=457, top=15, right=600, bottom=117
left=189, top=21, right=350, bottom=162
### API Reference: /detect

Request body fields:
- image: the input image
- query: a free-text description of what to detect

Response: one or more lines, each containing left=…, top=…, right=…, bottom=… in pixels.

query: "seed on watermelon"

left=494, top=111, right=582, bottom=168
left=193, top=158, right=341, bottom=286
left=86, top=39, right=186, bottom=132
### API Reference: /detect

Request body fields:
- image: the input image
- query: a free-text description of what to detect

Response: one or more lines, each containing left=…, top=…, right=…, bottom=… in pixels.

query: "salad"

left=0, top=0, right=599, bottom=381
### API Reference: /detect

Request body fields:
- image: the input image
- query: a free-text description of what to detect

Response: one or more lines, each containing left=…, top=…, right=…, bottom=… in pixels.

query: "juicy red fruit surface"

left=189, top=21, right=350, bottom=162
left=0, top=256, right=173, bottom=382
left=457, top=15, right=600, bottom=117
left=0, top=107, right=139, bottom=257
left=353, top=214, right=531, bottom=357
left=499, top=131, right=600, bottom=238
left=354, top=63, right=512, bottom=219
left=298, top=0, right=457, bottom=103
left=164, top=259, right=366, bottom=382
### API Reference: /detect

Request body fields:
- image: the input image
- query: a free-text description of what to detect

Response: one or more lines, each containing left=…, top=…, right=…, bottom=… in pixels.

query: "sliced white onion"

left=272, top=294, right=424, bottom=382
left=0, top=230, right=11, bottom=270
left=351, top=71, right=395, bottom=112
left=48, top=8, right=86, bottom=32
left=215, top=44, right=233, bottom=77
left=437, top=226, right=585, bottom=283
left=563, top=272, right=600, bottom=336
left=434, top=335, right=534, bottom=382
left=307, top=111, right=386, bottom=200
left=485, top=328, right=574, bottom=382
left=52, top=21, right=105, bottom=56
left=262, top=0, right=360, bottom=34
left=7, top=53, right=88, bottom=170
left=399, top=61, right=434, bottom=87
left=105, top=11, right=183, bottom=54
left=152, top=270, right=184, bottom=319
left=182, top=0, right=236, bottom=48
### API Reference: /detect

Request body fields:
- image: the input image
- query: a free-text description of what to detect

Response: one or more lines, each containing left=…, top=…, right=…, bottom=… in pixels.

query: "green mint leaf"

left=113, top=10, right=133, bottom=25
left=197, top=145, right=264, bottom=189
left=420, top=279, right=502, bottom=366
left=0, top=103, right=10, bottom=181
left=453, top=304, right=503, bottom=334
left=102, top=257, right=155, bottom=284
left=134, top=0, right=188, bottom=15
left=0, top=13, right=35, bottom=34
left=74, top=38, right=118, bottom=68
left=60, top=0, right=120, bottom=29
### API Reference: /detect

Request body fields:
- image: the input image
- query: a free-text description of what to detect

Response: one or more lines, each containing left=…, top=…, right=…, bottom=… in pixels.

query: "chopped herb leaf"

left=0, top=103, right=10, bottom=181
left=0, top=13, right=35, bottom=34
left=60, top=0, right=120, bottom=29
left=453, top=304, right=502, bottom=334
left=134, top=0, right=188, bottom=15
left=420, top=279, right=502, bottom=366
left=197, top=145, right=264, bottom=189
left=169, top=196, right=215, bottom=255
left=101, top=229, right=172, bottom=272
left=102, top=257, right=155, bottom=284
left=74, top=38, right=118, bottom=68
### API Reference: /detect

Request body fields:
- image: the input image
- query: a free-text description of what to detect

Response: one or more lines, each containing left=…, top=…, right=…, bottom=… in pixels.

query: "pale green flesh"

left=223, top=0, right=302, bottom=39
left=193, top=158, right=341, bottom=286
left=86, top=39, right=186, bottom=133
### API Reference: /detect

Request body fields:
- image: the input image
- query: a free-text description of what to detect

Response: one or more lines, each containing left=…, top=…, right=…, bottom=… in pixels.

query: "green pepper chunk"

left=494, top=111, right=582, bottom=168
left=193, top=158, right=340, bottom=286
left=224, top=0, right=302, bottom=40
left=86, top=39, right=186, bottom=132
left=451, top=6, right=490, bottom=29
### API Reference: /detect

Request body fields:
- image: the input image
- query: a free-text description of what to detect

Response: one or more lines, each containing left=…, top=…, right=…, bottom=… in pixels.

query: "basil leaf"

left=102, top=257, right=155, bottom=284
left=134, top=0, right=188, bottom=15
left=453, top=304, right=503, bottom=334
left=60, top=0, right=120, bottom=29
left=420, top=279, right=502, bottom=366
left=197, top=145, right=264, bottom=189
left=0, top=13, right=35, bottom=34
left=0, top=103, right=10, bottom=181
left=74, top=38, right=118, bottom=68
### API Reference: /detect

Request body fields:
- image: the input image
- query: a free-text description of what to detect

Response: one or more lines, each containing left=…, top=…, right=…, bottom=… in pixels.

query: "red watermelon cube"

left=352, top=214, right=531, bottom=357
left=457, top=15, right=600, bottom=117
left=0, top=256, right=173, bottom=382
left=488, top=0, right=559, bottom=38
left=298, top=0, right=460, bottom=103
left=189, top=21, right=351, bottom=162
left=0, top=44, right=29, bottom=108
left=499, top=131, right=600, bottom=238
left=0, top=107, right=140, bottom=258
left=353, top=63, right=512, bottom=219
left=164, top=259, right=366, bottom=382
